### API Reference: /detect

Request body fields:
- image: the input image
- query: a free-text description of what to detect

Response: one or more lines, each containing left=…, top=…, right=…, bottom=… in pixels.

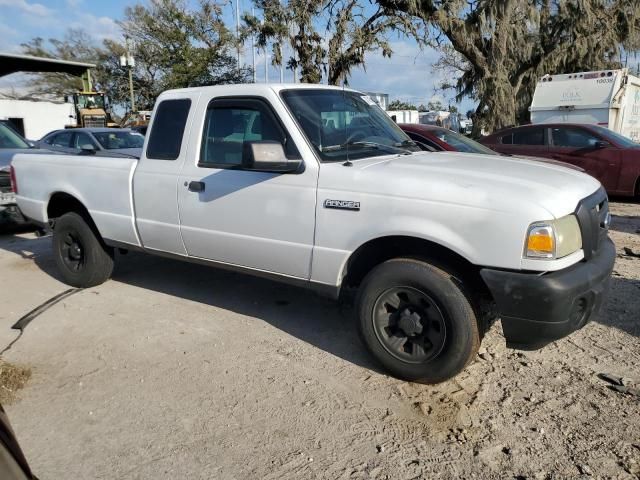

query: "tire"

left=52, top=212, right=114, bottom=287
left=356, top=258, right=480, bottom=384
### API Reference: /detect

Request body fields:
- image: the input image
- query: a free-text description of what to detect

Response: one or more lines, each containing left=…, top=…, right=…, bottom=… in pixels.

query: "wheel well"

left=635, top=176, right=640, bottom=197
left=341, top=236, right=496, bottom=330
left=47, top=192, right=91, bottom=221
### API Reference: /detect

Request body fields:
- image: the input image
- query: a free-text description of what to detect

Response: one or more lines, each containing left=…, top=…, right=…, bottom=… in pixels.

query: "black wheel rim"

left=372, top=286, right=447, bottom=364
left=61, top=232, right=84, bottom=272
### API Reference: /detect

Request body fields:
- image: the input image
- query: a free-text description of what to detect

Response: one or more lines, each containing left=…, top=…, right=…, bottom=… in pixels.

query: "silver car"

left=38, top=128, right=144, bottom=158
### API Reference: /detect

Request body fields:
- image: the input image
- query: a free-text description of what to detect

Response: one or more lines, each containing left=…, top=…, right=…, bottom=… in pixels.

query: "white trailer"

left=0, top=98, right=74, bottom=140
left=530, top=68, right=640, bottom=142
left=386, top=110, right=420, bottom=123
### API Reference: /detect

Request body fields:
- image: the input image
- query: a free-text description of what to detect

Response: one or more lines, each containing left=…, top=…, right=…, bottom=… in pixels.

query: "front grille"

left=574, top=187, right=609, bottom=260
left=0, top=172, right=10, bottom=193
left=84, top=117, right=106, bottom=128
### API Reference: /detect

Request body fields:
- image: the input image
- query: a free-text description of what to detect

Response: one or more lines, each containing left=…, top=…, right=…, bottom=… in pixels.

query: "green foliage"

left=20, top=0, right=251, bottom=111
left=388, top=99, right=417, bottom=110
left=244, top=0, right=422, bottom=85
left=121, top=0, right=251, bottom=93
left=426, top=100, right=444, bottom=111
left=377, top=0, right=640, bottom=135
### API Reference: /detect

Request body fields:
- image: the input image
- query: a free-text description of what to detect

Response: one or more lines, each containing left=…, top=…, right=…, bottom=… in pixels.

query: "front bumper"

left=480, top=237, right=616, bottom=350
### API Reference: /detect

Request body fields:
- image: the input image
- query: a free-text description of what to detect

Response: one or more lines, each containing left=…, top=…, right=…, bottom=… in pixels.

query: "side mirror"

left=594, top=140, right=610, bottom=149
left=242, top=141, right=302, bottom=173
left=79, top=144, right=96, bottom=154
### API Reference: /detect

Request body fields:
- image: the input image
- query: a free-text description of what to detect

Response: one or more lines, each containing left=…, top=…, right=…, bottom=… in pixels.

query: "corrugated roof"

left=0, top=52, right=95, bottom=78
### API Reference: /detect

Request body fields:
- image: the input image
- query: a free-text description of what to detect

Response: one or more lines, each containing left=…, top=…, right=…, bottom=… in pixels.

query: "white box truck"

left=530, top=68, right=640, bottom=142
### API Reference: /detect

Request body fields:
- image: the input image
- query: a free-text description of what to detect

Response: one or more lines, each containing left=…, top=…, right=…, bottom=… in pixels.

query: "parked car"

left=130, top=124, right=148, bottom=136
left=480, top=123, right=640, bottom=197
left=38, top=128, right=144, bottom=158
left=1, top=120, right=53, bottom=224
left=400, top=124, right=499, bottom=154
left=400, top=124, right=584, bottom=171
left=12, top=84, right=615, bottom=384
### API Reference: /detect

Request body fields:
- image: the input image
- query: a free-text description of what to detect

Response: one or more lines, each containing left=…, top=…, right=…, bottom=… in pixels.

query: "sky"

left=0, top=0, right=475, bottom=112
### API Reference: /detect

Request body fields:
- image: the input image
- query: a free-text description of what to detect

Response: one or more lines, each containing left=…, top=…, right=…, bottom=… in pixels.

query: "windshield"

left=431, top=130, right=497, bottom=155
left=93, top=131, right=144, bottom=150
left=591, top=125, right=638, bottom=147
left=281, top=89, right=420, bottom=162
left=76, top=94, right=106, bottom=110
left=0, top=122, right=30, bottom=149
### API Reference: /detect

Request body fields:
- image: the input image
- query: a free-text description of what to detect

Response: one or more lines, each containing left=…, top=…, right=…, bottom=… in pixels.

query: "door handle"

left=188, top=181, right=205, bottom=192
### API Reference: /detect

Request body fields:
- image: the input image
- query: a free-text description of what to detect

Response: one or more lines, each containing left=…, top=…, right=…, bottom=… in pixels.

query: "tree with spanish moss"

left=376, top=0, right=640, bottom=134
left=243, top=0, right=422, bottom=85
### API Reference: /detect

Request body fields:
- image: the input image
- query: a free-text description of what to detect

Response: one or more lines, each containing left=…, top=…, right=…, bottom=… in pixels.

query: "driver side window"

left=51, top=132, right=73, bottom=148
left=74, top=132, right=97, bottom=150
left=199, top=99, right=298, bottom=168
left=551, top=127, right=599, bottom=148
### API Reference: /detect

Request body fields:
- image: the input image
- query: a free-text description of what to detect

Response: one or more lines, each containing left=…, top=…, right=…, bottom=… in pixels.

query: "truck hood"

left=319, top=151, right=601, bottom=219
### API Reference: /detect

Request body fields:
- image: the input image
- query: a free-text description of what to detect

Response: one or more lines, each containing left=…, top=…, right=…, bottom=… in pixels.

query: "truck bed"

left=12, top=153, right=140, bottom=246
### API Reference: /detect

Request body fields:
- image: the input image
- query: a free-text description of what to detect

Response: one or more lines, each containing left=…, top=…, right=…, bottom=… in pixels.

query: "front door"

left=177, top=96, right=318, bottom=279
left=549, top=126, right=622, bottom=191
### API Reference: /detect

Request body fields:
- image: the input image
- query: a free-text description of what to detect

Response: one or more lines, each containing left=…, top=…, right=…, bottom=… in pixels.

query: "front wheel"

left=52, top=212, right=114, bottom=288
left=356, top=258, right=479, bottom=383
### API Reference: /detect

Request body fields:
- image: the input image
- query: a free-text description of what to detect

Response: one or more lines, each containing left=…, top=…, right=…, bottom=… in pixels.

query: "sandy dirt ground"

left=0, top=201, right=638, bottom=479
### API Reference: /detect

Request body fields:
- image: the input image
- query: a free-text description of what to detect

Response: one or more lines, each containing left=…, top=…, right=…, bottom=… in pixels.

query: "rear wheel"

left=356, top=258, right=479, bottom=383
left=52, top=212, right=114, bottom=287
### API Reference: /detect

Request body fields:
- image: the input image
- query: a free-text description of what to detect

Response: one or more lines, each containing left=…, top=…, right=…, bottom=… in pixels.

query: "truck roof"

left=160, top=83, right=359, bottom=96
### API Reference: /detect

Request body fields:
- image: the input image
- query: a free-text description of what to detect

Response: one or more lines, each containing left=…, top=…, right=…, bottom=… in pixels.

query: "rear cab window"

left=146, top=99, right=192, bottom=160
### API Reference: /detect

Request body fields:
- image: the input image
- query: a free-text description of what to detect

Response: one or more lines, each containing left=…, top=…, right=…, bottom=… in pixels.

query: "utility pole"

left=280, top=0, right=285, bottom=83
left=252, top=7, right=257, bottom=82
left=119, top=37, right=136, bottom=114
left=236, top=0, right=241, bottom=70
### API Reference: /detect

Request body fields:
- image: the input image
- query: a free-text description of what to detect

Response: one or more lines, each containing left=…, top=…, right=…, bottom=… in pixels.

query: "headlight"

left=524, top=215, right=582, bottom=259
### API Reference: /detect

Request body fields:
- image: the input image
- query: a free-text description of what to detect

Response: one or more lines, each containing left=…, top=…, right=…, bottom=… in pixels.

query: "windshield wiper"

left=321, top=141, right=413, bottom=155
left=396, top=139, right=418, bottom=148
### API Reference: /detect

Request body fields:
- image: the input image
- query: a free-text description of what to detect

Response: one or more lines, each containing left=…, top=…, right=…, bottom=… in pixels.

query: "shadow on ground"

left=1, top=230, right=638, bottom=374
left=0, top=232, right=383, bottom=374
left=610, top=214, right=640, bottom=235
left=602, top=275, right=640, bottom=338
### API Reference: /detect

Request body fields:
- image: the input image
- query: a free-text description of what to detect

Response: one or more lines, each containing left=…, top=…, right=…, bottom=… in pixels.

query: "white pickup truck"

left=11, top=84, right=615, bottom=383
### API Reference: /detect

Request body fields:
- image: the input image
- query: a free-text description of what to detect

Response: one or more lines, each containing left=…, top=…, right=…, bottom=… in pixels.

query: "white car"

left=10, top=84, right=615, bottom=383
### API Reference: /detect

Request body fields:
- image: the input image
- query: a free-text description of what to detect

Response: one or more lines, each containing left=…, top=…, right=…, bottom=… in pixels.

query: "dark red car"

left=480, top=123, right=640, bottom=197
left=399, top=123, right=584, bottom=173
left=399, top=124, right=497, bottom=155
